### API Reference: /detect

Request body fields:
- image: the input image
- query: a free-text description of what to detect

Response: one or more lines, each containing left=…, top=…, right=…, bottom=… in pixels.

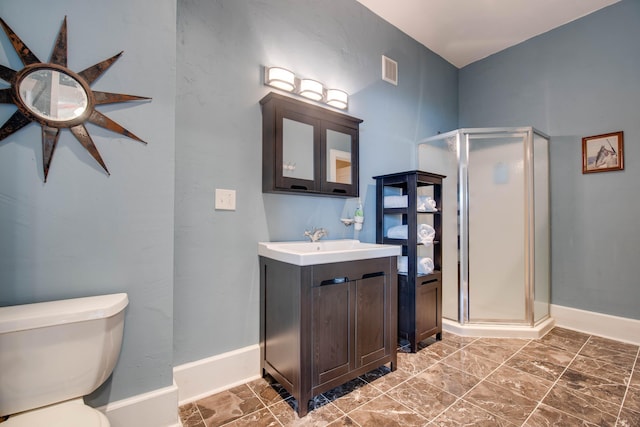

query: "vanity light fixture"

left=326, top=89, right=349, bottom=110
left=264, top=67, right=296, bottom=92
left=263, top=66, right=349, bottom=110
left=298, top=79, right=324, bottom=101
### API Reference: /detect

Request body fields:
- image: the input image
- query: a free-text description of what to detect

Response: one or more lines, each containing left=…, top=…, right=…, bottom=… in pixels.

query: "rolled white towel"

left=418, top=257, right=434, bottom=275
left=397, top=256, right=434, bottom=275
left=417, top=223, right=435, bottom=245
left=417, top=196, right=437, bottom=212
left=383, top=195, right=408, bottom=208
left=386, top=224, right=435, bottom=245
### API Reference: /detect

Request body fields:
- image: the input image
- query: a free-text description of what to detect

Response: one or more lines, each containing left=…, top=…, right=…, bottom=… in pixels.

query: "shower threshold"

left=442, top=317, right=555, bottom=340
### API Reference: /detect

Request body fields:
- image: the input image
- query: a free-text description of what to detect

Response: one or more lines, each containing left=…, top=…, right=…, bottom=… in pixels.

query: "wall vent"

left=381, top=55, right=398, bottom=85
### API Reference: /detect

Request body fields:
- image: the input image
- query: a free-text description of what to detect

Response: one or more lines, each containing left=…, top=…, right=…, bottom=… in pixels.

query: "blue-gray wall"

left=174, top=0, right=458, bottom=364
left=459, top=0, right=640, bottom=320
left=0, top=0, right=177, bottom=405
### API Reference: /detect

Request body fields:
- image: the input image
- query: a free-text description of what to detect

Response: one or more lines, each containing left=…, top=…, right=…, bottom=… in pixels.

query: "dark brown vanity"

left=260, top=92, right=362, bottom=197
left=259, top=255, right=397, bottom=417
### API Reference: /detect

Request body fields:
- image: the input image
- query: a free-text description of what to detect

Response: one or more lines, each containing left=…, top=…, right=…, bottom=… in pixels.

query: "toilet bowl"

left=0, top=293, right=128, bottom=426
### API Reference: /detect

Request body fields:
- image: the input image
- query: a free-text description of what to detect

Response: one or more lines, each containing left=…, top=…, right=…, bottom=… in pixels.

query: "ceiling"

left=356, top=0, right=620, bottom=68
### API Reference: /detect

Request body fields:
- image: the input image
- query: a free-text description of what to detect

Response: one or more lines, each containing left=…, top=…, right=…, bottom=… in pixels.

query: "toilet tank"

left=0, top=293, right=128, bottom=417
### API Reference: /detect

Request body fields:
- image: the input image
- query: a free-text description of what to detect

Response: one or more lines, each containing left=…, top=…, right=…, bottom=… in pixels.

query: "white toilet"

left=0, top=293, right=128, bottom=426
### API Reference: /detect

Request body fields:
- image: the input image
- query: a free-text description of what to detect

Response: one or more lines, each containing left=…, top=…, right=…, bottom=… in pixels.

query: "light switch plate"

left=215, top=189, right=236, bottom=210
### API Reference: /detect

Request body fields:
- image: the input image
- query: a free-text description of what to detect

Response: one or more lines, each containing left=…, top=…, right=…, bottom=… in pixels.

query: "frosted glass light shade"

left=265, top=67, right=295, bottom=92
left=326, top=89, right=348, bottom=109
left=299, top=79, right=324, bottom=101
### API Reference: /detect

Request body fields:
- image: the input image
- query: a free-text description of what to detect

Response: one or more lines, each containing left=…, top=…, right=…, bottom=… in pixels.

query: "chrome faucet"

left=304, top=227, right=328, bottom=242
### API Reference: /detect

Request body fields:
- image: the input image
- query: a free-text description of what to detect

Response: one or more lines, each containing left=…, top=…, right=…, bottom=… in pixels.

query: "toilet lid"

left=3, top=399, right=109, bottom=427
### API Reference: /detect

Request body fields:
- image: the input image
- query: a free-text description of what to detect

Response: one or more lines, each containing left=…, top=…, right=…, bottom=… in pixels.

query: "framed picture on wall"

left=582, top=131, right=624, bottom=173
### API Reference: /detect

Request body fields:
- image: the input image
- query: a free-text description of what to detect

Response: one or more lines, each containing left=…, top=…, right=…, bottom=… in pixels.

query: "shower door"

left=467, top=133, right=526, bottom=323
left=418, top=127, right=550, bottom=326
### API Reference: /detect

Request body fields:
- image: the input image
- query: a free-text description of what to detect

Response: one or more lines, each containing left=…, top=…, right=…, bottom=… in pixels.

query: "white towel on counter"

left=386, top=224, right=435, bottom=245
left=383, top=195, right=408, bottom=208
left=417, top=196, right=437, bottom=212
left=398, top=256, right=434, bottom=275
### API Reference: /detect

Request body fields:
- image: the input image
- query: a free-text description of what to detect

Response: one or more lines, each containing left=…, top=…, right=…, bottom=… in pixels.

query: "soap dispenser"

left=354, top=199, right=364, bottom=231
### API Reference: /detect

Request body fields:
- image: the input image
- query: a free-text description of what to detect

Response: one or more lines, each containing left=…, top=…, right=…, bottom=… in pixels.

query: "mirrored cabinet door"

left=275, top=110, right=320, bottom=191
left=322, top=124, right=358, bottom=195
left=261, top=92, right=361, bottom=197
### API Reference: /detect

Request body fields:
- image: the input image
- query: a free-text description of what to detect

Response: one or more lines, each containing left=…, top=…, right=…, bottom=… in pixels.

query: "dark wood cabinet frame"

left=375, top=170, right=445, bottom=352
left=260, top=92, right=361, bottom=197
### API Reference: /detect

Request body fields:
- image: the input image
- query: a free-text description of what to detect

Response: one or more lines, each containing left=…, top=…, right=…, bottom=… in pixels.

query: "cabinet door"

left=275, top=108, right=321, bottom=192
left=321, top=123, right=358, bottom=197
left=355, top=274, right=390, bottom=367
left=416, top=277, right=441, bottom=341
left=311, top=280, right=354, bottom=387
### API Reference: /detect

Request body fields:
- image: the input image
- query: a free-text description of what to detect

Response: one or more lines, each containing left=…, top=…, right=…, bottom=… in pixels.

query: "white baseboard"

left=551, top=304, right=640, bottom=345
left=173, top=344, right=261, bottom=406
left=99, top=381, right=180, bottom=427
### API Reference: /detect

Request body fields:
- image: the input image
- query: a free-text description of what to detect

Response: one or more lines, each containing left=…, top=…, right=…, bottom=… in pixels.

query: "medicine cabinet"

left=260, top=92, right=362, bottom=197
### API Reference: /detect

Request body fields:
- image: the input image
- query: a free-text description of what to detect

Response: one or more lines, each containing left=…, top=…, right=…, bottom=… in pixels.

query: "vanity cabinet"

left=374, top=170, right=444, bottom=352
left=259, top=256, right=397, bottom=417
left=260, top=92, right=362, bottom=197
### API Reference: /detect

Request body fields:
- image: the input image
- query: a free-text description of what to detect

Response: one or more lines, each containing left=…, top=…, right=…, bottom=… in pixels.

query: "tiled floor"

left=179, top=327, right=640, bottom=426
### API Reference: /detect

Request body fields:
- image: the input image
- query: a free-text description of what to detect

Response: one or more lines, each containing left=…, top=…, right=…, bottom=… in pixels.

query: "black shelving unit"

left=374, top=170, right=444, bottom=352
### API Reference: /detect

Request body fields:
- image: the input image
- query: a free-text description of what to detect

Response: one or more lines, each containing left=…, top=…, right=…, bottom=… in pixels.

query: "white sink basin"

left=258, top=239, right=401, bottom=266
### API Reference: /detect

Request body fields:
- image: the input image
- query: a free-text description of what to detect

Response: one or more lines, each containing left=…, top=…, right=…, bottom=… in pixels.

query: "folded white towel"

left=398, top=256, right=434, bottom=275
left=386, top=224, right=435, bottom=245
left=417, top=196, right=437, bottom=212
left=386, top=224, right=407, bottom=239
left=384, top=195, right=437, bottom=211
left=383, top=195, right=408, bottom=208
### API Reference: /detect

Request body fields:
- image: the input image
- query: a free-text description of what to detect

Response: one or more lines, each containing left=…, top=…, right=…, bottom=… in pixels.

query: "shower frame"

left=418, top=127, right=550, bottom=327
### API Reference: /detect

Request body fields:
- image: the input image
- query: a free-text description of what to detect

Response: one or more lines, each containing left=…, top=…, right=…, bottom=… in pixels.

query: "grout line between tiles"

left=448, top=338, right=533, bottom=426
left=615, top=345, right=640, bottom=422
left=520, top=334, right=593, bottom=426
left=405, top=337, right=498, bottom=425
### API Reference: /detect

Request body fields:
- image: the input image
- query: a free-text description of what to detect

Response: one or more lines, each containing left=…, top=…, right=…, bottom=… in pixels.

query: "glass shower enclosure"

left=418, top=128, right=550, bottom=326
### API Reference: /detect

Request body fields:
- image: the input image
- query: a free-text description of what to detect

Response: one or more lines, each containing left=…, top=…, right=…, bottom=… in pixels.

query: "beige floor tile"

left=416, top=361, right=481, bottom=397
left=484, top=364, right=554, bottom=401
left=179, top=402, right=206, bottom=427
left=539, top=327, right=589, bottom=352
left=324, top=379, right=382, bottom=414
left=623, top=385, right=640, bottom=413
left=568, top=354, right=633, bottom=385
left=462, top=341, right=522, bottom=364
left=386, top=375, right=457, bottom=419
left=463, top=381, right=538, bottom=424
left=523, top=403, right=598, bottom=426
left=346, top=394, right=426, bottom=427
left=224, top=407, right=280, bottom=427
left=442, top=348, right=501, bottom=378
left=542, top=384, right=618, bottom=426
left=270, top=399, right=344, bottom=427
left=557, top=368, right=627, bottom=405
left=432, top=399, right=515, bottom=426
left=196, top=384, right=264, bottom=427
